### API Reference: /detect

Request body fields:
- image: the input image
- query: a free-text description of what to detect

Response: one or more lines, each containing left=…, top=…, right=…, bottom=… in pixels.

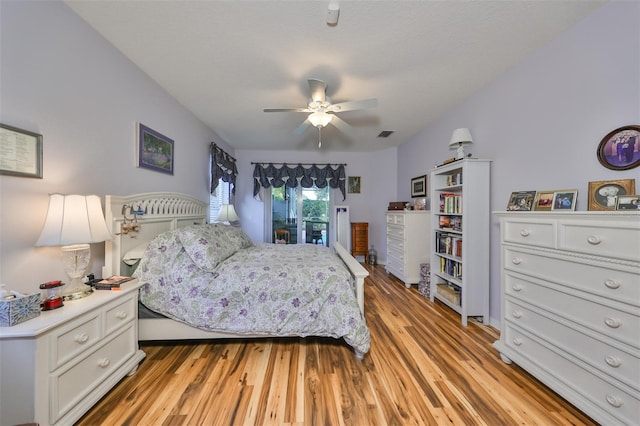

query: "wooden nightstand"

left=0, top=279, right=146, bottom=426
left=351, top=222, right=368, bottom=260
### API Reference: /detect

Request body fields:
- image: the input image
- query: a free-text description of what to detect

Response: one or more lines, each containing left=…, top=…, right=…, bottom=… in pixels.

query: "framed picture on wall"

left=0, top=123, right=43, bottom=178
left=588, top=179, right=635, bottom=211
left=596, top=125, right=640, bottom=171
left=137, top=123, right=174, bottom=175
left=348, top=176, right=361, bottom=194
left=411, top=175, right=427, bottom=197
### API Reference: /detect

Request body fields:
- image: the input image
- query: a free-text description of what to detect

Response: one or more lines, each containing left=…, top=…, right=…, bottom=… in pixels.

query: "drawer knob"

left=604, top=355, right=622, bottom=368
left=587, top=235, right=601, bottom=245
left=512, top=284, right=523, bottom=292
left=98, top=358, right=111, bottom=368
left=116, top=311, right=128, bottom=320
left=511, top=257, right=522, bottom=265
left=74, top=333, right=89, bottom=344
left=512, top=338, right=523, bottom=346
left=604, top=279, right=620, bottom=290
left=512, top=311, right=523, bottom=319
left=605, top=394, right=623, bottom=408
left=519, top=229, right=530, bottom=237
left=604, top=317, right=622, bottom=328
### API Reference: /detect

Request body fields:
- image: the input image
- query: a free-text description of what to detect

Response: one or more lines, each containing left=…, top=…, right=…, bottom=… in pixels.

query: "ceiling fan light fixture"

left=308, top=111, right=333, bottom=128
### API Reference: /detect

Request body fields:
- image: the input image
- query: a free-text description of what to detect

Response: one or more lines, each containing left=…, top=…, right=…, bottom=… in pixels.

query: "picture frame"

left=137, top=123, right=174, bottom=175
left=533, top=190, right=555, bottom=211
left=596, top=125, right=640, bottom=171
left=588, top=179, right=636, bottom=211
left=506, top=191, right=536, bottom=211
left=616, top=195, right=640, bottom=210
left=411, top=175, right=427, bottom=197
left=551, top=190, right=578, bottom=211
left=348, top=176, right=361, bottom=194
left=0, top=123, right=43, bottom=178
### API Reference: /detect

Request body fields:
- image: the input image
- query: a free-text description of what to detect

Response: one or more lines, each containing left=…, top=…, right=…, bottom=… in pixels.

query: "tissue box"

left=0, top=293, right=41, bottom=326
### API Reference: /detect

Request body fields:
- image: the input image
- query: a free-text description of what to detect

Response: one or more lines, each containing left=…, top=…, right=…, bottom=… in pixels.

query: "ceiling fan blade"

left=327, top=98, right=378, bottom=113
left=263, top=108, right=311, bottom=113
left=329, top=114, right=352, bottom=133
left=308, top=79, right=327, bottom=104
left=293, top=119, right=311, bottom=135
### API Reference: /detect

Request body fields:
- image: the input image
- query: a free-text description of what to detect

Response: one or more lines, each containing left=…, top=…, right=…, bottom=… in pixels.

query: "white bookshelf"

left=430, top=159, right=491, bottom=326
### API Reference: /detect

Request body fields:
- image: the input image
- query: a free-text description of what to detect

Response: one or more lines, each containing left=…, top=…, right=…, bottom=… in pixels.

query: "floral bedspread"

left=134, top=224, right=370, bottom=354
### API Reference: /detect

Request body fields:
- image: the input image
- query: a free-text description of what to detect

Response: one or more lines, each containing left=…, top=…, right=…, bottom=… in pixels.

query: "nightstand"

left=351, top=222, right=369, bottom=260
left=0, top=279, right=146, bottom=426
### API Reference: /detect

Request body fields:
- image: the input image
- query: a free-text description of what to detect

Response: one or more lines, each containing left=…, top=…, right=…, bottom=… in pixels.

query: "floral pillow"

left=177, top=223, right=252, bottom=271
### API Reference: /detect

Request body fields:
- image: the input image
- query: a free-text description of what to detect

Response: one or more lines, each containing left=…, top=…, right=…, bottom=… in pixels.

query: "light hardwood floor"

left=76, top=264, right=595, bottom=425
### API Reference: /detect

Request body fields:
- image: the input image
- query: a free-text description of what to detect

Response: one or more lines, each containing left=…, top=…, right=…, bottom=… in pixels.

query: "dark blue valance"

left=210, top=143, right=237, bottom=195
left=252, top=163, right=346, bottom=200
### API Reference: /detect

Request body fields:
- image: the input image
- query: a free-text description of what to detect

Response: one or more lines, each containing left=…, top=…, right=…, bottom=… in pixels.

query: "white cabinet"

left=386, top=211, right=430, bottom=287
left=494, top=212, right=640, bottom=425
left=430, top=159, right=491, bottom=325
left=0, top=280, right=146, bottom=426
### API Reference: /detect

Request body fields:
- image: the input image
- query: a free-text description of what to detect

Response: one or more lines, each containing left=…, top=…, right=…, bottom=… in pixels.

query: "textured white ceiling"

left=65, top=0, right=604, bottom=152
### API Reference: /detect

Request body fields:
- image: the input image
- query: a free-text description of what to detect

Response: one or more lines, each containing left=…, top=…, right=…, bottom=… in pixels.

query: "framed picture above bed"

left=137, top=123, right=174, bottom=175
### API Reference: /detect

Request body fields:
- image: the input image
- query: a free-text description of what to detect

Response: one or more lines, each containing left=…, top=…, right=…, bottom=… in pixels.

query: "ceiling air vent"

left=378, top=130, right=394, bottom=138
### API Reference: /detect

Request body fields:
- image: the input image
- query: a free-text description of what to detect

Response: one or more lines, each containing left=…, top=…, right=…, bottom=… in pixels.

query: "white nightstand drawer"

left=505, top=299, right=640, bottom=390
left=51, top=324, right=136, bottom=423
left=559, top=221, right=640, bottom=262
left=50, top=312, right=101, bottom=370
left=503, top=324, right=640, bottom=426
left=105, top=294, right=136, bottom=336
left=503, top=219, right=555, bottom=248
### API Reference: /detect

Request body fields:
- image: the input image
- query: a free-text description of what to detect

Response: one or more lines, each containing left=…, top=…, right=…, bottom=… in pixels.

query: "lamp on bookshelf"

left=449, top=128, right=473, bottom=159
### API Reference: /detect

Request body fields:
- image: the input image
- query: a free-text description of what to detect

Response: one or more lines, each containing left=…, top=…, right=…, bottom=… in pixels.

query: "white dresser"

left=0, top=280, right=146, bottom=426
left=386, top=211, right=430, bottom=287
left=494, top=212, right=640, bottom=425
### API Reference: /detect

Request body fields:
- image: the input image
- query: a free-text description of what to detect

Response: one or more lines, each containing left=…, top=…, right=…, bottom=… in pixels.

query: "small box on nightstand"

left=0, top=293, right=41, bottom=326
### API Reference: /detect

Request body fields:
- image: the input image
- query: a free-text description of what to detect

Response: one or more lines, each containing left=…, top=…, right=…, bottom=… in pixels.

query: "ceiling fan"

left=264, top=78, right=377, bottom=148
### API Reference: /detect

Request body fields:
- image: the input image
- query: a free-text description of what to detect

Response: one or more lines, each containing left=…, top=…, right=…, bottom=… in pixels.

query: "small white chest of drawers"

left=386, top=211, right=430, bottom=287
left=494, top=212, right=639, bottom=425
left=0, top=280, right=146, bottom=426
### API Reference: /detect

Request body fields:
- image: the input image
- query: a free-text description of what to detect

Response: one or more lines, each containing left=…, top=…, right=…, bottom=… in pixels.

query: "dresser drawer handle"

left=605, top=394, right=623, bottom=408
left=587, top=235, right=601, bottom=245
left=512, top=284, right=523, bottom=292
left=116, top=311, right=128, bottom=320
left=605, top=355, right=622, bottom=368
left=98, top=358, right=111, bottom=368
left=519, top=229, right=530, bottom=237
left=511, top=257, right=522, bottom=265
left=512, top=338, right=523, bottom=346
left=74, top=333, right=89, bottom=344
left=604, top=317, right=621, bottom=328
left=604, top=279, right=620, bottom=290
left=511, top=311, right=523, bottom=319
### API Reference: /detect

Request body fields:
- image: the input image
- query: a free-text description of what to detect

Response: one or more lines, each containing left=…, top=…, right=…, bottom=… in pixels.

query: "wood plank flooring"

left=76, top=264, right=596, bottom=425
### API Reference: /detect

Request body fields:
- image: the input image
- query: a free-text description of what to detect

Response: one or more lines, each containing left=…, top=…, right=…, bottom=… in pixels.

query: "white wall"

left=233, top=147, right=397, bottom=256
left=397, top=1, right=640, bottom=327
left=0, top=1, right=233, bottom=293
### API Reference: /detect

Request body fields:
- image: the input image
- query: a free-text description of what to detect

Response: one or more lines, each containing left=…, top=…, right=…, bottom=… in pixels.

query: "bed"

left=102, top=192, right=370, bottom=358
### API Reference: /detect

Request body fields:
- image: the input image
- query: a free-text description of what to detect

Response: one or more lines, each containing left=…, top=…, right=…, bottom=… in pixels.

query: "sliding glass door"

left=271, top=185, right=330, bottom=245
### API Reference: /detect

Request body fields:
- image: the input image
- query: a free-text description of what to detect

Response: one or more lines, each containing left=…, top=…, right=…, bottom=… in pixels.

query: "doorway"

left=271, top=185, right=330, bottom=245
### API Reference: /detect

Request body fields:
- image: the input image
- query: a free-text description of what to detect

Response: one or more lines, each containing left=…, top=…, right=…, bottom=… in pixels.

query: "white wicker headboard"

left=103, top=192, right=208, bottom=277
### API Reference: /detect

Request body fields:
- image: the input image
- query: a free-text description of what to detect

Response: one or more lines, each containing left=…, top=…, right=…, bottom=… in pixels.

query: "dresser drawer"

left=505, top=274, right=640, bottom=348
left=559, top=221, right=640, bottom=262
left=503, top=219, right=555, bottom=248
left=387, top=214, right=405, bottom=225
left=503, top=324, right=640, bottom=426
left=105, top=294, right=137, bottom=336
left=51, top=324, right=136, bottom=423
left=387, top=224, right=405, bottom=240
left=505, top=299, right=640, bottom=390
left=504, top=248, right=639, bottom=306
left=50, top=312, right=102, bottom=370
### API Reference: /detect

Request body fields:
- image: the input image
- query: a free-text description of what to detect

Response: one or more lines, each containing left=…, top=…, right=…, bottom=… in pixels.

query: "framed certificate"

left=0, top=123, right=43, bottom=178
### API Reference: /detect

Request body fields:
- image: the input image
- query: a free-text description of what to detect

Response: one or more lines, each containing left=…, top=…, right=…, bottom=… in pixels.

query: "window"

left=210, top=179, right=232, bottom=222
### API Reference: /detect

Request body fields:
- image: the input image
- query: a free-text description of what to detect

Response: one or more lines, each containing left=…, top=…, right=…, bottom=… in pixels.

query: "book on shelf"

left=438, top=216, right=462, bottom=231
left=439, top=193, right=462, bottom=214
left=435, top=232, right=462, bottom=257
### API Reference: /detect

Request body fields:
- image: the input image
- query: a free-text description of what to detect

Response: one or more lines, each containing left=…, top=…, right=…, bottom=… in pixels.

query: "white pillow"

left=123, top=241, right=150, bottom=266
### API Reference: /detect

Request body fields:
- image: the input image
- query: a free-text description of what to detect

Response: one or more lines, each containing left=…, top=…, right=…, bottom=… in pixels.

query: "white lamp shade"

left=35, top=194, right=112, bottom=246
left=308, top=111, right=333, bottom=128
left=449, top=128, right=473, bottom=148
left=218, top=204, right=239, bottom=222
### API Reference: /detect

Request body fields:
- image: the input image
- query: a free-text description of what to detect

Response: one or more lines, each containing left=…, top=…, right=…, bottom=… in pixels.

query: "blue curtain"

left=210, top=143, right=238, bottom=195
left=252, top=163, right=346, bottom=200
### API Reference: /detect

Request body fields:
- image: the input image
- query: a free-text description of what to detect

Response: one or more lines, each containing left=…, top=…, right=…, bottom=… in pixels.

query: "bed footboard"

left=333, top=240, right=368, bottom=315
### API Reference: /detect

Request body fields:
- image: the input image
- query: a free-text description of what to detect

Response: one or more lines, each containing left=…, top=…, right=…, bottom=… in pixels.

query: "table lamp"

left=218, top=204, right=239, bottom=223
left=35, top=194, right=112, bottom=300
left=449, top=128, right=473, bottom=159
